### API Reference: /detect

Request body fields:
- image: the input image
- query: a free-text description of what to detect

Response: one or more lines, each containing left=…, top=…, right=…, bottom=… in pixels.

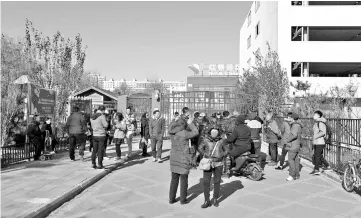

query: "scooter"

left=225, top=152, right=263, bottom=181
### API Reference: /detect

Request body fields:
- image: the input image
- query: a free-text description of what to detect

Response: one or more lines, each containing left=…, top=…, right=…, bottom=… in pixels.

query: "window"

left=291, top=1, right=303, bottom=5
left=255, top=1, right=260, bottom=12
left=255, top=21, right=260, bottom=38
left=255, top=48, right=261, bottom=63
left=247, top=11, right=252, bottom=26
left=247, top=35, right=251, bottom=49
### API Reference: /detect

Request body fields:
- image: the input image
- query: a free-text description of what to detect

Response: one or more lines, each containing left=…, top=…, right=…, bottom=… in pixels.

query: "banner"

left=29, top=84, right=56, bottom=116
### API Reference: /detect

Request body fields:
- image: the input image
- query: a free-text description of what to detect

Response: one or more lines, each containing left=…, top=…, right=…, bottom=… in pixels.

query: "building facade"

left=239, top=1, right=361, bottom=96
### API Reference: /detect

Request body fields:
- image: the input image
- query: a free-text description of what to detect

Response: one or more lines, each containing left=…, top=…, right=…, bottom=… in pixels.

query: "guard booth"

left=72, top=86, right=118, bottom=114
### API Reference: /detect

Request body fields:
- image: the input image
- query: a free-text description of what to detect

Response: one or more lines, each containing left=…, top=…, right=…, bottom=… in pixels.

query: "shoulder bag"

left=199, top=141, right=219, bottom=171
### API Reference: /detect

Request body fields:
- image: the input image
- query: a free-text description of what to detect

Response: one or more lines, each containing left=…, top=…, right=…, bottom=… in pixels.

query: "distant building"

left=89, top=73, right=106, bottom=88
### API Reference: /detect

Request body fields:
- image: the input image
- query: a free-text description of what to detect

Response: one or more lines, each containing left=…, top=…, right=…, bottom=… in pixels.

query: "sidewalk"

left=1, top=137, right=144, bottom=218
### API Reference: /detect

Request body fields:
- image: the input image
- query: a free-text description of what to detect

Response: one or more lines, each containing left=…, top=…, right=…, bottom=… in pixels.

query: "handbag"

left=199, top=141, right=219, bottom=171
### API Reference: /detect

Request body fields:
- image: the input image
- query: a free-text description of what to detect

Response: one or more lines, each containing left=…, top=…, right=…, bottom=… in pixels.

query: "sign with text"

left=29, top=84, right=56, bottom=116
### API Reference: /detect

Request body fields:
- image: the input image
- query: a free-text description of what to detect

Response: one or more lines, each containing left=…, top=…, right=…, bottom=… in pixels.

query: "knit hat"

left=235, top=115, right=247, bottom=125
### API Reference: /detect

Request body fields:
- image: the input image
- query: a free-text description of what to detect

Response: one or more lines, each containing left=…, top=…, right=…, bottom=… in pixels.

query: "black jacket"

left=226, top=115, right=252, bottom=149
left=141, top=118, right=150, bottom=139
left=27, top=121, right=42, bottom=140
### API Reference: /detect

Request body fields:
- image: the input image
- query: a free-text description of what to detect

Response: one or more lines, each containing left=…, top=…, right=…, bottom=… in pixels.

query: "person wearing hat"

left=285, top=112, right=303, bottom=181
left=225, top=115, right=252, bottom=171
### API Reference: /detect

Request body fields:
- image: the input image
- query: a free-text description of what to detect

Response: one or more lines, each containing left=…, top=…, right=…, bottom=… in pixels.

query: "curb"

left=300, top=156, right=342, bottom=184
left=22, top=147, right=148, bottom=218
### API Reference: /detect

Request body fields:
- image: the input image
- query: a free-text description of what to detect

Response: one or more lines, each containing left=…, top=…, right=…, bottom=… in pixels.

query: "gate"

left=127, top=93, right=152, bottom=131
left=161, top=91, right=256, bottom=137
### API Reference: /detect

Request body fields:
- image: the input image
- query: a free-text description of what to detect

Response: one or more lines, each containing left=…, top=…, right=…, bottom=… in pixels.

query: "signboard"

left=29, top=84, right=56, bottom=116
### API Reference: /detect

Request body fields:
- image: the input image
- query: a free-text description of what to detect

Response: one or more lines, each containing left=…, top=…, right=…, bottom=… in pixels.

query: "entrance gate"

left=127, top=93, right=152, bottom=131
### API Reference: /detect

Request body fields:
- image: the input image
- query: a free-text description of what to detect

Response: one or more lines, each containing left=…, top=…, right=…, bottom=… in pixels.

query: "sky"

left=1, top=1, right=252, bottom=82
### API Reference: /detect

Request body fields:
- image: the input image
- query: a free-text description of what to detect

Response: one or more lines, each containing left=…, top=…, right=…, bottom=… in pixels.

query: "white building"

left=239, top=1, right=361, bottom=97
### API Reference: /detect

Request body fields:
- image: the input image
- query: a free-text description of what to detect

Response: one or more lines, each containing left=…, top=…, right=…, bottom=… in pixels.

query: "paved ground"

left=1, top=138, right=142, bottom=218
left=48, top=141, right=361, bottom=218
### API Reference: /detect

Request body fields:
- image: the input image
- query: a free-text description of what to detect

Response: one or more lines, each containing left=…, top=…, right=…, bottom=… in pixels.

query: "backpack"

left=317, top=121, right=333, bottom=145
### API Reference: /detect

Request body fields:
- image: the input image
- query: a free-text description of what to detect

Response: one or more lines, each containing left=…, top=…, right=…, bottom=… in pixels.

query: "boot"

left=201, top=200, right=211, bottom=209
left=213, top=198, right=219, bottom=207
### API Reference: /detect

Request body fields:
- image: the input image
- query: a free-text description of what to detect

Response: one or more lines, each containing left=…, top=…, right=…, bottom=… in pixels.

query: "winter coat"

left=313, top=117, right=327, bottom=145
left=124, top=114, right=137, bottom=132
left=264, top=119, right=281, bottom=144
left=140, top=118, right=150, bottom=140
left=246, top=112, right=263, bottom=142
left=66, top=112, right=86, bottom=134
left=280, top=121, right=291, bottom=146
left=27, top=121, right=42, bottom=140
left=90, top=113, right=108, bottom=137
left=113, top=120, right=126, bottom=139
left=149, top=117, right=166, bottom=140
left=286, top=120, right=303, bottom=152
left=198, top=133, right=228, bottom=164
left=226, top=115, right=252, bottom=150
left=168, top=122, right=199, bottom=175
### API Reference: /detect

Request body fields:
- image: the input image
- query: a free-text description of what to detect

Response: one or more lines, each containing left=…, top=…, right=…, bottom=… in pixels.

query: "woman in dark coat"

left=226, top=115, right=252, bottom=171
left=168, top=117, right=198, bottom=205
left=140, top=112, right=150, bottom=157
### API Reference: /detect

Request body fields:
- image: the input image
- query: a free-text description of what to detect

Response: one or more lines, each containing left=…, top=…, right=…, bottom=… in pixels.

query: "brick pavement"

left=47, top=141, right=361, bottom=218
left=1, top=138, right=143, bottom=218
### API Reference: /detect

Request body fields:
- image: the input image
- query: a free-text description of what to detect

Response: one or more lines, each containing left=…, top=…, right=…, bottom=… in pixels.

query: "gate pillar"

left=117, top=95, right=127, bottom=113
left=151, top=91, right=161, bottom=112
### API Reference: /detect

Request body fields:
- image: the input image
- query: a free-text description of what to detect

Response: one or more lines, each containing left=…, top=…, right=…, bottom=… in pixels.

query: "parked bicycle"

left=342, top=155, right=361, bottom=193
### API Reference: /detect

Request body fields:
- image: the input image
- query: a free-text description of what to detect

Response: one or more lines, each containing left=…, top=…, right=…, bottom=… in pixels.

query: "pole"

left=26, top=83, right=31, bottom=160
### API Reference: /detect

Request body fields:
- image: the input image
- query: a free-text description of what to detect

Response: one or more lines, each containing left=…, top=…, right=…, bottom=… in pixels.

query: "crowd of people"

left=26, top=105, right=334, bottom=208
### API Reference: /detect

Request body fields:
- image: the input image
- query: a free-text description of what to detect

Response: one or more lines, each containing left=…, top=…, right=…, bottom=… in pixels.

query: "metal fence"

left=275, top=117, right=361, bottom=173
left=1, top=137, right=69, bottom=167
left=161, top=91, right=256, bottom=137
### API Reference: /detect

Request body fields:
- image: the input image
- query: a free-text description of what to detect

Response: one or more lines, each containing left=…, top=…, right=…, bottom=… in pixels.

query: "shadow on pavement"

left=159, top=155, right=170, bottom=163
left=186, top=178, right=205, bottom=202
left=218, top=180, right=244, bottom=204
left=109, top=155, right=149, bottom=172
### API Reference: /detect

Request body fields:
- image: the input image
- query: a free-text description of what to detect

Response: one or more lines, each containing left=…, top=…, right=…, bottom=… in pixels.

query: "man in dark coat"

left=226, top=115, right=252, bottom=171
left=27, top=115, right=44, bottom=160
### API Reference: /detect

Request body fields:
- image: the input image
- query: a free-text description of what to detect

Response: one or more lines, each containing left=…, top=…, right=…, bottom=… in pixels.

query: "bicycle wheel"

left=342, top=165, right=355, bottom=192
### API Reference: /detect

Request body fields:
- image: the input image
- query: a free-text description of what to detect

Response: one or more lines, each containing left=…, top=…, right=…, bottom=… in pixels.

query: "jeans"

left=203, top=166, right=223, bottom=201
left=69, top=133, right=86, bottom=160
left=104, top=135, right=109, bottom=157
left=169, top=172, right=188, bottom=203
left=91, top=136, right=106, bottom=166
left=115, top=139, right=124, bottom=158
left=30, top=138, right=43, bottom=160
left=314, top=144, right=329, bottom=171
left=151, top=137, right=163, bottom=159
left=269, top=143, right=278, bottom=162
left=288, top=151, right=300, bottom=178
left=127, top=132, right=134, bottom=155
left=279, top=144, right=289, bottom=166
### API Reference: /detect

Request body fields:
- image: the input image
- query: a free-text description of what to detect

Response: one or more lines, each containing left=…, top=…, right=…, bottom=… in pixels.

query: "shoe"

left=143, top=153, right=150, bottom=157
left=169, top=199, right=176, bottom=204
left=323, top=166, right=332, bottom=172
left=180, top=199, right=189, bottom=205
left=201, top=200, right=211, bottom=208
left=154, top=158, right=157, bottom=162
left=310, top=170, right=320, bottom=175
left=157, top=159, right=162, bottom=163
left=286, top=176, right=294, bottom=181
left=92, top=164, right=97, bottom=169
left=70, top=158, right=75, bottom=161
left=97, top=165, right=104, bottom=169
left=295, top=175, right=300, bottom=180
left=275, top=166, right=283, bottom=170
left=213, top=198, right=219, bottom=207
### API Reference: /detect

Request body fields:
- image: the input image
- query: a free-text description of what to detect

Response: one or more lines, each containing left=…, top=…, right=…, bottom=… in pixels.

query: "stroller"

left=40, top=130, right=54, bottom=161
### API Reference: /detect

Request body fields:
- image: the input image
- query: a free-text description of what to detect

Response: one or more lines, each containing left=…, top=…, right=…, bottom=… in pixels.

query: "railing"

left=276, top=117, right=361, bottom=174
left=1, top=137, right=69, bottom=167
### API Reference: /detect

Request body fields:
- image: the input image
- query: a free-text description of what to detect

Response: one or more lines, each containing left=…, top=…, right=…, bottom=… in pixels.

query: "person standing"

left=124, top=107, right=137, bottom=157
left=198, top=126, right=228, bottom=208
left=90, top=106, right=108, bottom=169
left=140, top=112, right=151, bottom=157
left=276, top=113, right=291, bottom=170
left=150, top=110, right=166, bottom=162
left=264, top=110, right=281, bottom=166
left=168, top=117, right=198, bottom=205
left=311, top=110, right=332, bottom=175
left=113, top=113, right=126, bottom=160
left=285, top=113, right=303, bottom=181
left=66, top=107, right=87, bottom=161
left=27, top=115, right=44, bottom=160
left=42, top=117, right=56, bottom=154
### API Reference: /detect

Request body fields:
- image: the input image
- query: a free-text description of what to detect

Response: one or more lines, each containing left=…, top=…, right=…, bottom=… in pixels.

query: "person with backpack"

left=285, top=113, right=303, bottom=181
left=311, top=110, right=332, bottom=175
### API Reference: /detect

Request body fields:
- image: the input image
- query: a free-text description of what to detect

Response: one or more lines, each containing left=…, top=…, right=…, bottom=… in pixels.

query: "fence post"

left=336, top=119, right=342, bottom=168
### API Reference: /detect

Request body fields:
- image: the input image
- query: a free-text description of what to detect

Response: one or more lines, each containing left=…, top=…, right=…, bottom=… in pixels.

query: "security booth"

left=71, top=86, right=118, bottom=114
